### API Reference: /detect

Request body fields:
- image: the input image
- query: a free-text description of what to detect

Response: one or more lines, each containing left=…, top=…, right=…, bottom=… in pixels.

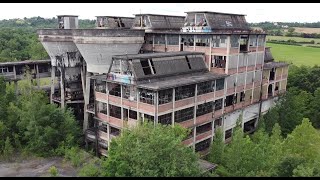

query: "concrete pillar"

left=193, top=84, right=198, bottom=152
left=13, top=65, right=17, bottom=80
left=83, top=74, right=91, bottom=132
left=172, top=88, right=175, bottom=126
left=50, top=66, right=56, bottom=104
left=36, top=64, right=40, bottom=89
left=60, top=66, right=66, bottom=109
left=154, top=91, right=158, bottom=125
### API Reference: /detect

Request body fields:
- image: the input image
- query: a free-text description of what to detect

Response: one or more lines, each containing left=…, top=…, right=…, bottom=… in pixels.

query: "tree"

left=101, top=122, right=202, bottom=177
left=3, top=137, right=14, bottom=160
left=208, top=127, right=224, bottom=165
left=308, top=88, right=320, bottom=128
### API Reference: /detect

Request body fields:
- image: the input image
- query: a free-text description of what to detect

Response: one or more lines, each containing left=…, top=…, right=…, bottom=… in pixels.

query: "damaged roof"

left=137, top=71, right=227, bottom=90
left=264, top=62, right=289, bottom=69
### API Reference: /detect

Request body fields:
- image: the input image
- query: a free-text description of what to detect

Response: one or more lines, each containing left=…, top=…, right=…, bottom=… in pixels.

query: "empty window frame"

left=195, top=138, right=211, bottom=152
left=158, top=88, right=173, bottom=105
left=212, top=55, right=226, bottom=68
left=167, top=34, right=179, bottom=45
left=175, top=84, right=196, bottom=101
left=122, top=85, right=130, bottom=99
left=195, top=13, right=206, bottom=26
left=174, top=107, right=194, bottom=123
left=158, top=113, right=172, bottom=125
left=109, top=83, right=121, bottom=97
left=257, top=35, right=265, bottom=47
left=144, top=114, right=155, bottom=123
left=185, top=13, right=196, bottom=26
left=216, top=79, right=225, bottom=91
left=240, top=91, right=245, bottom=102
left=154, top=34, right=165, bottom=45
left=139, top=88, right=155, bottom=105
left=109, top=104, right=121, bottom=119
left=145, top=34, right=153, bottom=44
left=129, top=110, right=137, bottom=120
left=181, top=35, right=194, bottom=47
left=214, top=117, right=222, bottom=129
left=110, top=126, right=121, bottom=136
left=197, top=80, right=215, bottom=95
left=225, top=128, right=232, bottom=140
left=0, top=67, right=8, bottom=74
left=240, top=35, right=249, bottom=52
left=195, top=35, right=210, bottom=46
left=249, top=35, right=258, bottom=47
left=99, top=102, right=108, bottom=115
left=123, top=108, right=128, bottom=120
left=196, top=122, right=212, bottom=135
left=212, top=35, right=227, bottom=48
left=214, top=98, right=223, bottom=110
left=140, top=59, right=156, bottom=75
left=230, top=35, right=240, bottom=48
left=275, top=82, right=280, bottom=91
left=225, top=94, right=234, bottom=107
left=196, top=101, right=214, bottom=117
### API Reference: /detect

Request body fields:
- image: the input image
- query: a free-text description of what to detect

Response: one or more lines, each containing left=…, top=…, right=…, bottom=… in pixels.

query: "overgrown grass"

left=267, top=43, right=320, bottom=66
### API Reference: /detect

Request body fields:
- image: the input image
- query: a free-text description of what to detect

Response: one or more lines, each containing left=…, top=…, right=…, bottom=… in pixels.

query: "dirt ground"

left=0, top=157, right=78, bottom=177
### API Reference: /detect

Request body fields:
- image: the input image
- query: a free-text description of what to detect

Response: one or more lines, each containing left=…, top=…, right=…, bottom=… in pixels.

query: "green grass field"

left=267, top=43, right=320, bottom=66
left=267, top=36, right=320, bottom=44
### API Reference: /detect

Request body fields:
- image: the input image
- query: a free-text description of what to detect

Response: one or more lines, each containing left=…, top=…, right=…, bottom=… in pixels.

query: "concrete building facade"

left=37, top=11, right=289, bottom=157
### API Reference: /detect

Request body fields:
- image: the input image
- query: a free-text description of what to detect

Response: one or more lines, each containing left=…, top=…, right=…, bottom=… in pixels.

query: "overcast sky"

left=0, top=3, right=319, bottom=23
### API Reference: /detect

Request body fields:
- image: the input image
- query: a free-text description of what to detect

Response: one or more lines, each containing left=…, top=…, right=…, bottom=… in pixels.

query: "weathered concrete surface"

left=0, top=157, right=77, bottom=177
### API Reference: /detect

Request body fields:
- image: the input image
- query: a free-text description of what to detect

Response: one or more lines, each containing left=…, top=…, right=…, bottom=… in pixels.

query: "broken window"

left=154, top=34, right=165, bottom=45
left=243, top=119, right=256, bottom=133
left=257, top=35, right=265, bottom=46
left=216, top=79, right=225, bottom=91
left=249, top=35, right=258, bottom=47
left=196, top=122, right=212, bottom=135
left=145, top=34, right=153, bottom=44
left=0, top=67, right=8, bottom=74
left=109, top=83, right=121, bottom=97
left=129, top=110, right=137, bottom=120
left=196, top=101, right=214, bottom=117
left=181, top=35, right=194, bottom=47
left=185, top=13, right=196, bottom=26
left=275, top=82, right=280, bottom=91
left=99, top=102, right=108, bottom=115
left=240, top=92, right=245, bottom=102
left=269, top=68, right=275, bottom=81
left=144, top=114, right=154, bottom=123
left=212, top=55, right=226, bottom=68
left=225, top=94, right=234, bottom=107
left=109, top=104, right=121, bottom=119
left=195, top=35, right=210, bottom=46
left=158, top=88, right=173, bottom=105
left=197, top=80, right=215, bottom=95
left=123, top=108, right=128, bottom=120
left=140, top=59, right=156, bottom=75
left=240, top=35, right=249, bottom=52
left=230, top=35, right=239, bottom=47
left=175, top=84, right=195, bottom=101
left=214, top=117, right=222, bottom=129
left=122, top=85, right=136, bottom=101
left=214, top=98, right=223, bottom=111
left=195, top=13, right=206, bottom=26
left=195, top=138, right=211, bottom=152
left=158, top=113, right=172, bottom=125
left=174, top=107, right=194, bottom=123
left=110, top=126, right=121, bottom=136
left=212, top=35, right=227, bottom=48
left=58, top=17, right=64, bottom=29
left=225, top=128, right=232, bottom=140
left=167, top=34, right=179, bottom=45
left=139, top=88, right=155, bottom=105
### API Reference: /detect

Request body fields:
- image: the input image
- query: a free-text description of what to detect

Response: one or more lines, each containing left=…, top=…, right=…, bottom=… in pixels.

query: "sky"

left=0, top=3, right=319, bottom=23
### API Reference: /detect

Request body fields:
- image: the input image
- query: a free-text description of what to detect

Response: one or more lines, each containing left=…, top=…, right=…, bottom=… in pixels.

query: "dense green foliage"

left=0, top=75, right=81, bottom=158
left=102, top=122, right=202, bottom=177
left=0, top=17, right=95, bottom=62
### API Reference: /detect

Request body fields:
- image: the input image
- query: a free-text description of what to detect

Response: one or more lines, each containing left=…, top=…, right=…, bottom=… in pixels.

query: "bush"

left=48, top=166, right=59, bottom=177
left=64, top=147, right=91, bottom=168
left=78, top=160, right=103, bottom=177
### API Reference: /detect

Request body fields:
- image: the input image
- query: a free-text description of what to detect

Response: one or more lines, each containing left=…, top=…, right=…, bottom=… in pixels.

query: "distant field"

left=267, top=36, right=320, bottom=44
left=284, top=27, right=320, bottom=34
left=266, top=43, right=320, bottom=66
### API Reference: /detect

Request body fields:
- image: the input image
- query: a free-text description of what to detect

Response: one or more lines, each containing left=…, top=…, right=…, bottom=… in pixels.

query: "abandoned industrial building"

left=27, top=12, right=290, bottom=157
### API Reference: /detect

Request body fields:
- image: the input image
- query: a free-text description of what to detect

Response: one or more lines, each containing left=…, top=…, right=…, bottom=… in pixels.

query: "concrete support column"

left=36, top=64, right=40, bottom=89
left=155, top=91, right=159, bottom=125
left=50, top=66, right=56, bottom=104
left=172, top=88, right=175, bottom=126
left=60, top=67, right=65, bottom=109
left=83, top=74, right=91, bottom=132
left=193, top=84, right=198, bottom=152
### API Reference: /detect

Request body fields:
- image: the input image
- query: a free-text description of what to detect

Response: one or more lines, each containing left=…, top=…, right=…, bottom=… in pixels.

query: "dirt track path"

left=0, top=157, right=78, bottom=177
